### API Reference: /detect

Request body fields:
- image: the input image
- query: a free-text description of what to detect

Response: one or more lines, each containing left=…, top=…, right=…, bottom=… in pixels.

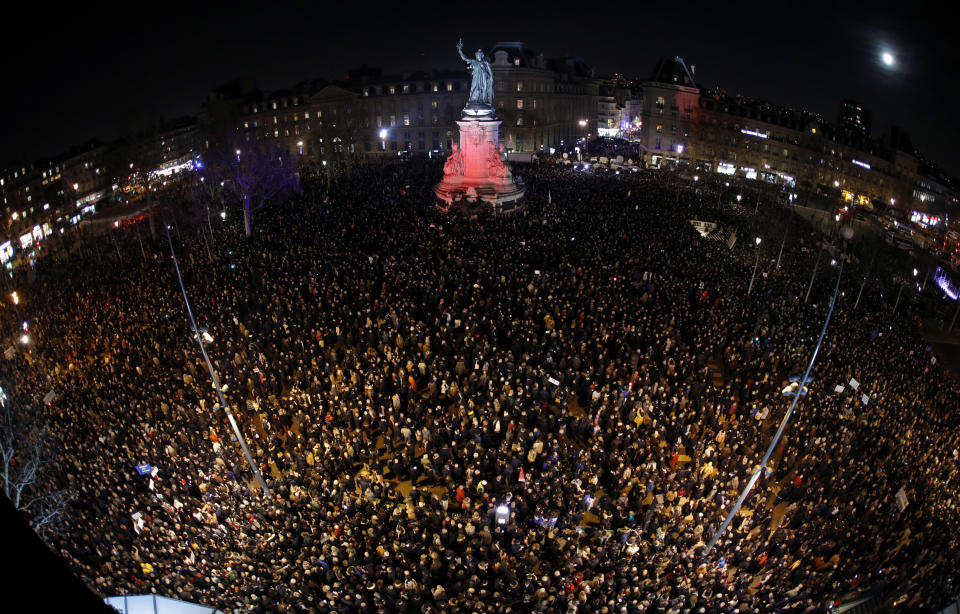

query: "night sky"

left=2, top=2, right=957, bottom=176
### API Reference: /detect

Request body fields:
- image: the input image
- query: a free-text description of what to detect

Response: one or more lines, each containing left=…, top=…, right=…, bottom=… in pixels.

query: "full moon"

left=882, top=51, right=895, bottom=66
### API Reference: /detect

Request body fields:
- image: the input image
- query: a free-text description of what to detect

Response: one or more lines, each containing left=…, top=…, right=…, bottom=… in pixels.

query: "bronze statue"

left=457, top=39, right=494, bottom=107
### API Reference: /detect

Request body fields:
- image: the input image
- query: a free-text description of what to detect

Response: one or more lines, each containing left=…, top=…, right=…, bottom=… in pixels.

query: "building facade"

left=637, top=57, right=957, bottom=217
left=218, top=42, right=602, bottom=169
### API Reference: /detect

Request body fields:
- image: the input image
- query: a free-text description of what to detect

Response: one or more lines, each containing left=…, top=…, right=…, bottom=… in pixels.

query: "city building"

left=635, top=57, right=701, bottom=167
left=216, top=42, right=603, bottom=170
left=2, top=140, right=118, bottom=260
left=838, top=99, right=872, bottom=138
left=637, top=56, right=958, bottom=218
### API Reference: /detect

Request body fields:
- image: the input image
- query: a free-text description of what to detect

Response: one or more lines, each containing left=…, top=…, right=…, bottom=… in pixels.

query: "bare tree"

left=203, top=141, right=300, bottom=237
left=0, top=385, right=70, bottom=543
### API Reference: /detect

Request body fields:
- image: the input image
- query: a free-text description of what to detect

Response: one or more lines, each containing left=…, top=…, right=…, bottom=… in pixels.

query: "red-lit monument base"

left=434, top=113, right=525, bottom=212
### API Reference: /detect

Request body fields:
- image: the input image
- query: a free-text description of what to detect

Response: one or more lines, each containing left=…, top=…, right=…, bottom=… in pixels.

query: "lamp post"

left=892, top=282, right=905, bottom=316
left=776, top=212, right=791, bottom=270
left=853, top=275, right=867, bottom=310
left=747, top=237, right=762, bottom=296
left=949, top=294, right=960, bottom=333
left=705, top=256, right=845, bottom=557
left=166, top=229, right=271, bottom=499
left=805, top=243, right=824, bottom=304
left=893, top=270, right=918, bottom=317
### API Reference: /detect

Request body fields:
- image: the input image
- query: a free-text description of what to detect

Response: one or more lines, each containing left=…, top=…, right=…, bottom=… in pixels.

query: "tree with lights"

left=0, top=381, right=71, bottom=545
left=203, top=142, right=300, bottom=237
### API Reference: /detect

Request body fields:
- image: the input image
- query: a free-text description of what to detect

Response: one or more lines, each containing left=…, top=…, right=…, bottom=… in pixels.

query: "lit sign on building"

left=740, top=128, right=769, bottom=139
left=741, top=167, right=757, bottom=180
left=76, top=191, right=104, bottom=208
left=852, top=159, right=871, bottom=169
left=717, top=162, right=736, bottom=175
left=910, top=211, right=941, bottom=228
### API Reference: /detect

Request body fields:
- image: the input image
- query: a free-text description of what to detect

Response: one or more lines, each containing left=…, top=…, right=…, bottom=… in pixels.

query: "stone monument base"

left=434, top=109, right=525, bottom=212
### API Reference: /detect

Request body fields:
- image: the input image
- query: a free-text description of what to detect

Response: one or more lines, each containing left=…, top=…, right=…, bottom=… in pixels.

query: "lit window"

left=389, top=86, right=396, bottom=95
left=431, top=100, right=438, bottom=109
left=446, top=82, right=453, bottom=91
left=516, top=81, right=523, bottom=92
left=363, top=88, right=369, bottom=97
left=304, top=111, right=310, bottom=119
left=244, top=122, right=249, bottom=129
left=656, top=124, right=662, bottom=133
left=293, top=113, right=298, bottom=121
left=516, top=99, right=523, bottom=109
left=273, top=116, right=278, bottom=125
left=402, top=84, right=409, bottom=94
left=274, top=129, right=279, bottom=137
left=432, top=83, right=438, bottom=92
left=272, top=102, right=277, bottom=110
left=403, top=115, right=410, bottom=126
left=514, top=57, right=520, bottom=66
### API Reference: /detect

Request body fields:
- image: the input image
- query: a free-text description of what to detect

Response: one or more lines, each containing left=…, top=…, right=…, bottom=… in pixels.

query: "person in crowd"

left=2, top=156, right=958, bottom=613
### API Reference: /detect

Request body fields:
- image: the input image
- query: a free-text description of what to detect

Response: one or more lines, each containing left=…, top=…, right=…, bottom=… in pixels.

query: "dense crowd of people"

left=2, top=158, right=959, bottom=613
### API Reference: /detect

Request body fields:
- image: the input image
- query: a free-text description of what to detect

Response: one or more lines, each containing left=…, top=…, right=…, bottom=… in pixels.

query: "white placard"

left=849, top=378, right=860, bottom=390
left=895, top=488, right=908, bottom=511
left=834, top=385, right=845, bottom=393
left=862, top=394, right=869, bottom=405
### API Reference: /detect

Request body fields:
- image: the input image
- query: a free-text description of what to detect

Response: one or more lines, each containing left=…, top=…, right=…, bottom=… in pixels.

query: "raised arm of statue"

left=457, top=39, right=471, bottom=64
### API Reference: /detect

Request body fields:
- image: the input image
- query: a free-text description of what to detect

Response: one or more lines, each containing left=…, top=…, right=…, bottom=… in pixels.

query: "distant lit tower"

left=838, top=99, right=872, bottom=138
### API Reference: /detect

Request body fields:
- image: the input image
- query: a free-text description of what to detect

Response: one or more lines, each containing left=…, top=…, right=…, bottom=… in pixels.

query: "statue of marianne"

left=457, top=39, right=494, bottom=107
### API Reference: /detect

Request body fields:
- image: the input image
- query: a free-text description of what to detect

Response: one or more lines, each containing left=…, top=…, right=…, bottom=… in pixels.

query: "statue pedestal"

left=434, top=109, right=525, bottom=212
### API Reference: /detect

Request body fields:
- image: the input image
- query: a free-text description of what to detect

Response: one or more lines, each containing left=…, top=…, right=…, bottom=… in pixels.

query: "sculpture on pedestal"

left=457, top=39, right=493, bottom=107
left=443, top=143, right=464, bottom=176
left=434, top=39, right=525, bottom=212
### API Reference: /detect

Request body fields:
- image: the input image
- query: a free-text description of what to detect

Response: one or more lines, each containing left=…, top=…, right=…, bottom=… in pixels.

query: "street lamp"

left=705, top=256, right=845, bottom=557
left=747, top=237, right=762, bottom=295
left=805, top=243, right=825, bottom=304
left=166, top=230, right=271, bottom=499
